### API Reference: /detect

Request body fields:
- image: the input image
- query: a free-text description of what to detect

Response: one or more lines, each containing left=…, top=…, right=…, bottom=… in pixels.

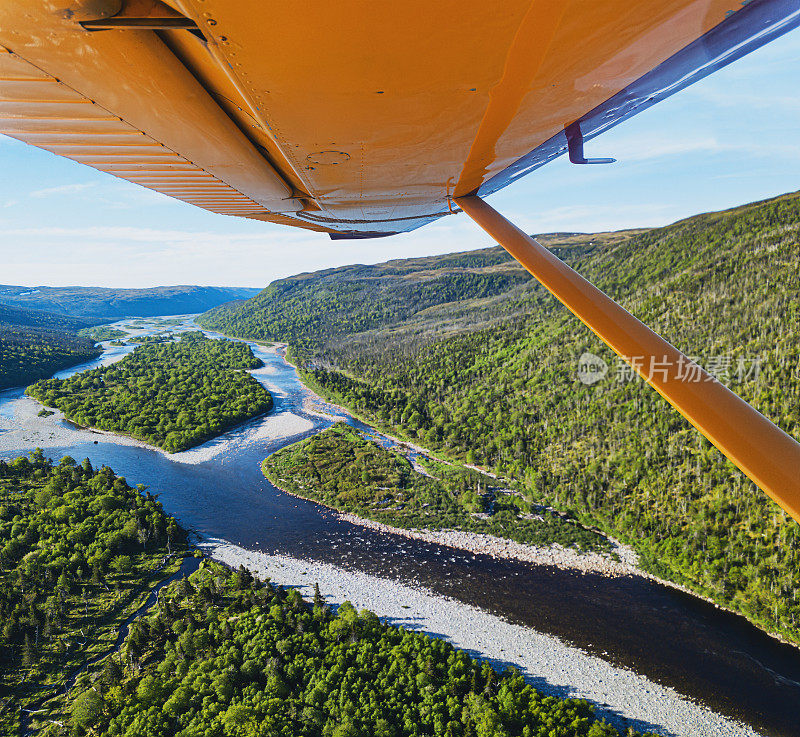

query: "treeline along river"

left=0, top=318, right=799, bottom=737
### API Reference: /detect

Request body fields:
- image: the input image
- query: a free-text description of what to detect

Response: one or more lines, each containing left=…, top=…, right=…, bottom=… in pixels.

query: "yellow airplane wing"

left=2, top=0, right=798, bottom=237
left=2, top=0, right=800, bottom=518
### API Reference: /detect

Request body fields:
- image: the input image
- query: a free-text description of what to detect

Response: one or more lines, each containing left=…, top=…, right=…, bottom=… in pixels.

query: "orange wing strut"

left=455, top=194, right=800, bottom=523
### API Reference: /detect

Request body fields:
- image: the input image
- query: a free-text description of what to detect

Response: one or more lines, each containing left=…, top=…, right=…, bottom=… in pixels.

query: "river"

left=1, top=316, right=799, bottom=737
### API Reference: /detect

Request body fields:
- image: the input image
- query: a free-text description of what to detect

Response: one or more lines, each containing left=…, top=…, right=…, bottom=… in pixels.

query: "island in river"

left=260, top=422, right=648, bottom=577
left=198, top=191, right=800, bottom=650
left=25, top=332, right=272, bottom=453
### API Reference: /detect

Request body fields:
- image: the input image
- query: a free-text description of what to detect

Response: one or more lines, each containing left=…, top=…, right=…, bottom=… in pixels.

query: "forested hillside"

left=52, top=559, right=642, bottom=737
left=0, top=451, right=186, bottom=735
left=199, top=249, right=542, bottom=358
left=0, top=285, right=259, bottom=323
left=27, top=333, right=272, bottom=452
left=200, top=192, right=800, bottom=644
left=0, top=304, right=98, bottom=391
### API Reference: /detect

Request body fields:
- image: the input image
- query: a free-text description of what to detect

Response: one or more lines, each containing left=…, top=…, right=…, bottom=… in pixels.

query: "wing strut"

left=455, top=194, right=800, bottom=523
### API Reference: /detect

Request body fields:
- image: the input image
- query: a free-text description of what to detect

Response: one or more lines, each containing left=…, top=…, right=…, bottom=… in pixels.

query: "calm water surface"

left=2, top=318, right=799, bottom=737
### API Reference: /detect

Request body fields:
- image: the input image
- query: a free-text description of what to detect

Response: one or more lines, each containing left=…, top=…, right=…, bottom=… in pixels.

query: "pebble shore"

left=0, top=384, right=313, bottom=466
left=202, top=538, right=761, bottom=737
left=283, top=362, right=642, bottom=578
left=0, top=338, right=777, bottom=736
left=335, top=511, right=640, bottom=576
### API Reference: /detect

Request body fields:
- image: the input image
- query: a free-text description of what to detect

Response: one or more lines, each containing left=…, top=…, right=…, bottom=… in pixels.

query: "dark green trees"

left=0, top=327, right=99, bottom=391
left=0, top=451, right=184, bottom=734
left=68, top=560, right=650, bottom=737
left=26, top=332, right=273, bottom=452
left=263, top=423, right=609, bottom=552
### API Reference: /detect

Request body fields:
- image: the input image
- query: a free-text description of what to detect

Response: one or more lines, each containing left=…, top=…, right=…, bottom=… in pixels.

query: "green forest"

left=126, top=333, right=177, bottom=345
left=0, top=451, right=650, bottom=737
left=26, top=333, right=272, bottom=453
left=200, top=191, right=800, bottom=645
left=264, top=423, right=608, bottom=553
left=199, top=252, right=533, bottom=360
left=55, top=560, right=645, bottom=737
left=0, top=451, right=186, bottom=735
left=0, top=304, right=99, bottom=391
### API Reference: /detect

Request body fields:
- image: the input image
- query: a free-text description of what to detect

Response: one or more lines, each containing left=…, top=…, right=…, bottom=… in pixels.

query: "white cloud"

left=0, top=216, right=488, bottom=288
left=603, top=134, right=800, bottom=164
left=29, top=182, right=96, bottom=198
left=606, top=136, right=723, bottom=163
left=3, top=224, right=301, bottom=244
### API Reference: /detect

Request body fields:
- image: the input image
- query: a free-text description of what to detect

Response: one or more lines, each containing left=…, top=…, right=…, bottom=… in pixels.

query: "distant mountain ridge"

left=0, top=302, right=88, bottom=332
left=197, top=245, right=541, bottom=357
left=196, top=229, right=636, bottom=359
left=0, top=285, right=260, bottom=323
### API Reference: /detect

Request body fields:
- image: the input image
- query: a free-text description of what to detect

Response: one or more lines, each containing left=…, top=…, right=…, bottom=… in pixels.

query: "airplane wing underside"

left=3, top=2, right=800, bottom=523
left=0, top=0, right=799, bottom=237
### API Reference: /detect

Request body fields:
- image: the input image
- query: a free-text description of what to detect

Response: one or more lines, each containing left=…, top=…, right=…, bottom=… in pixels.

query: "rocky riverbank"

left=0, top=386, right=313, bottom=467
left=201, top=537, right=760, bottom=737
left=335, top=511, right=641, bottom=576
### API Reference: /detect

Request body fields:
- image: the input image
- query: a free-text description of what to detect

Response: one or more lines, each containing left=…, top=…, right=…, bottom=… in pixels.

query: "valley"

left=2, top=193, right=800, bottom=736
left=3, top=5, right=799, bottom=732
left=0, top=304, right=99, bottom=391
left=199, top=191, right=800, bottom=649
left=0, top=286, right=260, bottom=392
left=0, top=285, right=260, bottom=324
left=1, top=317, right=799, bottom=736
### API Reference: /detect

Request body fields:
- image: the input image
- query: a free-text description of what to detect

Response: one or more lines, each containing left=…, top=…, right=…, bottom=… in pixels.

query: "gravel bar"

left=202, top=538, right=761, bottom=737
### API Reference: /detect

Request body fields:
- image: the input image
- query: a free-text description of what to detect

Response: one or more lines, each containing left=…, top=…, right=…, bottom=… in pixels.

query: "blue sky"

left=1, top=29, right=800, bottom=288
